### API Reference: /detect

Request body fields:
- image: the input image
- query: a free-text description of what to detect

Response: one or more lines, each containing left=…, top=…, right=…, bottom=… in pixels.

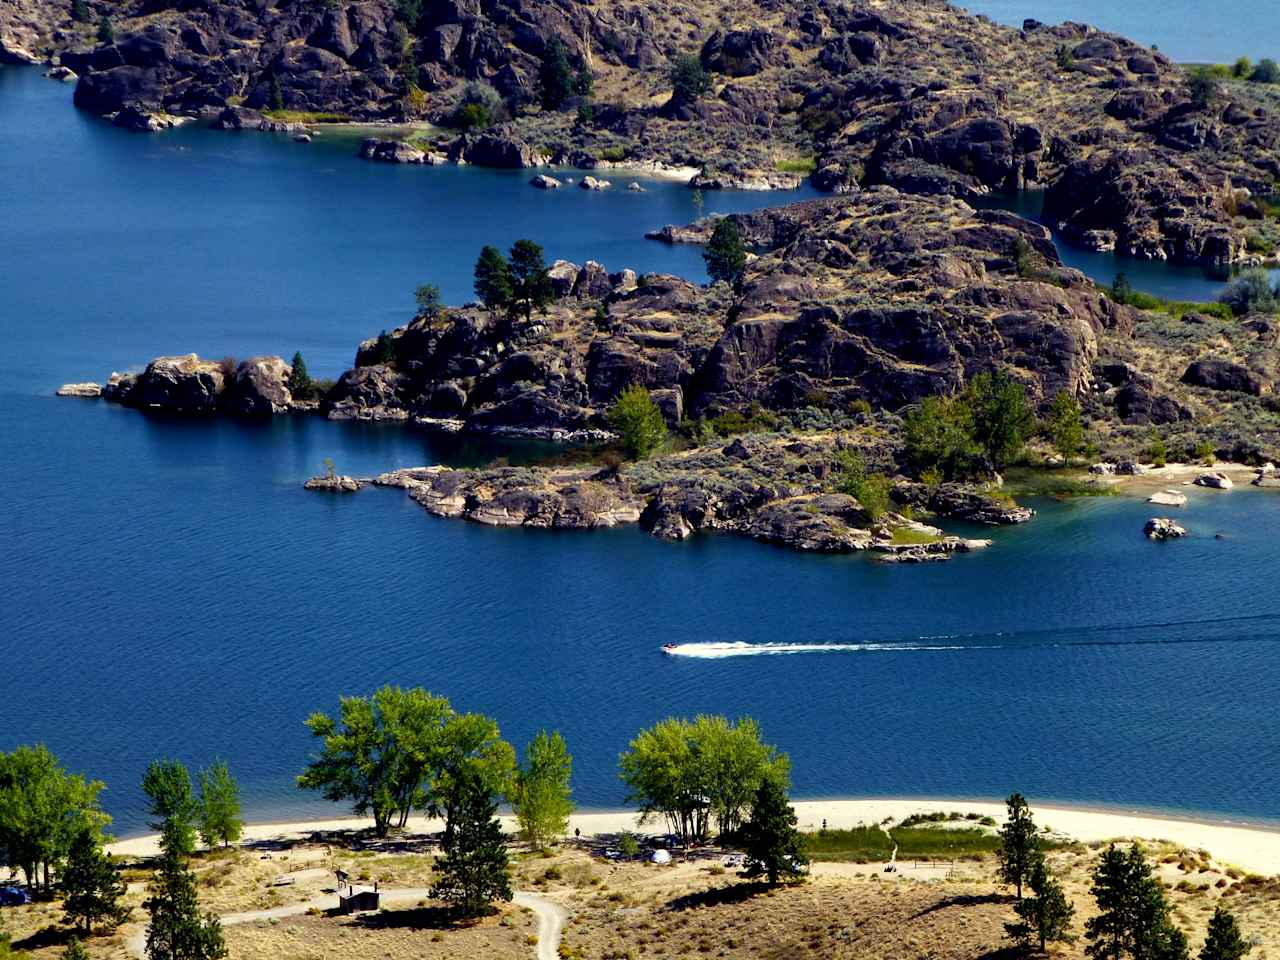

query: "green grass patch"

left=805, top=825, right=1003, bottom=862
left=1004, top=470, right=1117, bottom=499
left=598, top=145, right=628, bottom=162
left=889, top=527, right=942, bottom=546
left=775, top=155, right=817, bottom=174
left=263, top=109, right=353, bottom=124
left=1110, top=287, right=1234, bottom=320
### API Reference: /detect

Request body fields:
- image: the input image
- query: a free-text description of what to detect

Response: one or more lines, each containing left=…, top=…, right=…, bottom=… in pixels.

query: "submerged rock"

left=530, top=174, right=561, bottom=189
left=1147, top=490, right=1187, bottom=507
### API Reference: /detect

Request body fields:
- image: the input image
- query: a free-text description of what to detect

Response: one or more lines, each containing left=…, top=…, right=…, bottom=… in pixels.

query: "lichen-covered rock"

left=115, top=354, right=228, bottom=413
left=225, top=356, right=293, bottom=415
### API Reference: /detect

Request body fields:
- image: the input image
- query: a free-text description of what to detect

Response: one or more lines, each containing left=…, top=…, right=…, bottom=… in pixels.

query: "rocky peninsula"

left=6, top=0, right=1278, bottom=269
left=74, top=186, right=1280, bottom=556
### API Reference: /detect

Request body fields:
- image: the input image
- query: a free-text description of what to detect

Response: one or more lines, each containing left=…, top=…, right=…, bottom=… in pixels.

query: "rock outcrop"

left=101, top=353, right=302, bottom=416
left=1145, top=517, right=1187, bottom=540
left=57, top=382, right=102, bottom=398
left=1181, top=358, right=1269, bottom=396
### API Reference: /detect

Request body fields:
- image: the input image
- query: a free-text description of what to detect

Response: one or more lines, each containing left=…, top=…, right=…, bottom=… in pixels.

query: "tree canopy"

left=512, top=730, right=574, bottom=850
left=704, top=218, right=747, bottom=290
left=62, top=829, right=129, bottom=935
left=1086, top=843, right=1187, bottom=960
left=538, top=38, right=575, bottom=111
left=997, top=793, right=1041, bottom=899
left=1045, top=391, right=1085, bottom=460
left=0, top=745, right=109, bottom=896
left=903, top=371, right=1034, bottom=479
left=297, top=687, right=514, bottom=838
left=507, top=239, right=555, bottom=322
left=144, top=851, right=227, bottom=960
left=287, top=351, right=315, bottom=401
left=1006, top=854, right=1075, bottom=952
left=619, top=716, right=789, bottom=845
left=141, top=760, right=197, bottom=858
left=669, top=54, right=711, bottom=104
left=1200, top=906, right=1250, bottom=960
left=474, top=245, right=514, bottom=313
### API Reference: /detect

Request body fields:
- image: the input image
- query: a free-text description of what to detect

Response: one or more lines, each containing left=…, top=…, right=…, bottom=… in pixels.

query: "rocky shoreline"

left=5, top=0, right=1277, bottom=267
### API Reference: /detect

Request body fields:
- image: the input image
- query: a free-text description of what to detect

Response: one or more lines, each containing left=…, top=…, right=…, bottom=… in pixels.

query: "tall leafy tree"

left=473, top=245, right=514, bottom=313
left=142, top=760, right=197, bottom=858
left=538, top=38, right=575, bottom=110
left=507, top=239, right=554, bottom=322
left=62, top=830, right=129, bottom=935
left=902, top=395, right=980, bottom=481
left=998, top=793, right=1041, bottom=899
left=1199, top=906, right=1250, bottom=960
left=703, top=218, right=747, bottom=290
left=144, top=852, right=226, bottom=960
left=287, top=352, right=314, bottom=401
left=429, top=713, right=517, bottom=840
left=669, top=54, right=710, bottom=104
left=196, top=762, right=242, bottom=849
left=607, top=385, right=667, bottom=459
left=619, top=716, right=788, bottom=845
left=430, top=773, right=512, bottom=917
left=1046, top=391, right=1085, bottom=460
left=512, top=731, right=574, bottom=850
left=1006, top=853, right=1075, bottom=952
left=738, top=776, right=807, bottom=885
left=0, top=745, right=109, bottom=896
left=965, top=371, right=1034, bottom=469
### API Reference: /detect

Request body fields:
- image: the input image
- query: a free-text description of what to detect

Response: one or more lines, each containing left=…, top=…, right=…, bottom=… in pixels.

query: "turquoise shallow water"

left=960, top=0, right=1279, bottom=63
left=3, top=66, right=1280, bottom=835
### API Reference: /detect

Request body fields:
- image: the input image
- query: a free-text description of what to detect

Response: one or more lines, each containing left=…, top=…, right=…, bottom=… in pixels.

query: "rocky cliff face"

left=103, top=354, right=301, bottom=415
left=321, top=188, right=1132, bottom=436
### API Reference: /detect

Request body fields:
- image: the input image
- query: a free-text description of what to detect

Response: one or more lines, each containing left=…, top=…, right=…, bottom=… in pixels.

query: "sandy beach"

left=107, top=798, right=1280, bottom=875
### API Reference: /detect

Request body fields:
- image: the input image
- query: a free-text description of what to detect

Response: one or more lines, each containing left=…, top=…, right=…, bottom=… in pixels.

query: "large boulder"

left=225, top=356, right=293, bottom=415
left=325, top=365, right=408, bottom=420
left=1181, top=358, right=1268, bottom=396
left=125, top=354, right=228, bottom=413
left=700, top=28, right=778, bottom=77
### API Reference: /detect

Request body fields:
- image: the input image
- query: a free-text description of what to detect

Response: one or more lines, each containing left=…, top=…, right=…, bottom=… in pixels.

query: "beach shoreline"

left=106, top=797, right=1280, bottom=875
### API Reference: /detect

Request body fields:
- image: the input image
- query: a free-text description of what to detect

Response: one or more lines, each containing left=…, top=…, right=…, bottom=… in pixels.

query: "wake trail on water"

left=664, top=612, right=1280, bottom=659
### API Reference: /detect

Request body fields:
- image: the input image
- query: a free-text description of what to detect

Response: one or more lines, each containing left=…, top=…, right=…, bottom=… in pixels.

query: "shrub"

left=608, top=385, right=667, bottom=459
left=1187, top=66, right=1220, bottom=107
left=1218, top=268, right=1278, bottom=315
left=1146, top=433, right=1168, bottom=468
left=1232, top=56, right=1253, bottom=78
left=451, top=82, right=506, bottom=130
left=1250, top=58, right=1280, bottom=84
left=96, top=15, right=114, bottom=43
left=1195, top=440, right=1217, bottom=465
left=1055, top=45, right=1074, bottom=70
left=833, top=450, right=893, bottom=521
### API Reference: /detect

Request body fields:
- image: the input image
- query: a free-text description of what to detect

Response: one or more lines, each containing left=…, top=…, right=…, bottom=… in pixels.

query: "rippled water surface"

left=3, top=66, right=1279, bottom=835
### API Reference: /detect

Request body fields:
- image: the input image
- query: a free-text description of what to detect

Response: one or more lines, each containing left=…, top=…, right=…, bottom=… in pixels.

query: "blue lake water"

left=3, top=65, right=1280, bottom=836
left=960, top=0, right=1280, bottom=63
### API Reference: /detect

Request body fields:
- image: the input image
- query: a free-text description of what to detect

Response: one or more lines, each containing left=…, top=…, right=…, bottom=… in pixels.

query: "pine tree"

left=96, top=15, right=113, bottom=43
left=196, top=761, right=242, bottom=850
left=268, top=74, right=285, bottom=112
left=473, top=245, right=514, bottom=313
left=287, top=352, right=315, bottom=401
left=62, top=830, right=129, bottom=935
left=70, top=0, right=90, bottom=23
left=145, top=852, right=227, bottom=960
left=703, top=218, right=747, bottom=290
left=998, top=793, right=1041, bottom=899
left=1086, top=843, right=1184, bottom=960
left=1006, top=853, right=1074, bottom=952
left=538, top=38, right=575, bottom=111
left=430, top=774, right=512, bottom=917
left=507, top=239, right=554, bottom=322
left=1200, top=907, right=1250, bottom=960
left=738, top=777, right=807, bottom=885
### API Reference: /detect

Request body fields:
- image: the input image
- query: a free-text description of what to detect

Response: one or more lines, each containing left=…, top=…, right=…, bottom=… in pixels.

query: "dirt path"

left=124, top=887, right=566, bottom=959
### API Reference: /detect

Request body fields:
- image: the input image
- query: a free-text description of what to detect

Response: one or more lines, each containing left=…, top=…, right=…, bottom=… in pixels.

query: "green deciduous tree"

left=738, top=776, right=807, bottom=885
left=430, top=713, right=517, bottom=841
left=1200, top=906, right=1250, bottom=960
left=196, top=762, right=242, bottom=850
left=474, top=245, right=514, bottom=314
left=62, top=830, right=128, bottom=935
left=902, top=395, right=980, bottom=481
left=619, top=716, right=788, bottom=845
left=1046, top=391, right=1085, bottom=460
left=608, top=385, right=667, bottom=459
left=512, top=731, right=574, bottom=850
left=669, top=54, right=711, bottom=104
left=144, top=852, right=227, bottom=960
left=0, top=745, right=110, bottom=896
left=833, top=450, right=893, bottom=521
left=507, top=239, right=554, bottom=322
left=1251, top=58, right=1280, bottom=84
left=1006, top=854, right=1075, bottom=952
left=287, top=351, right=314, bottom=401
left=965, top=371, right=1034, bottom=470
left=703, top=218, right=747, bottom=290
left=142, top=760, right=197, bottom=859
left=998, top=793, right=1041, bottom=899
left=538, top=38, right=575, bottom=111
left=429, top=773, right=512, bottom=917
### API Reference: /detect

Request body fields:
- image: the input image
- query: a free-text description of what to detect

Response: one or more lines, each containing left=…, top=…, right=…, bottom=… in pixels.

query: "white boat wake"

left=661, top=641, right=971, bottom=659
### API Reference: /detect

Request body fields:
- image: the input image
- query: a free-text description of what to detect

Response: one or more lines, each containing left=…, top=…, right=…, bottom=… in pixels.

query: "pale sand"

left=107, top=798, right=1280, bottom=875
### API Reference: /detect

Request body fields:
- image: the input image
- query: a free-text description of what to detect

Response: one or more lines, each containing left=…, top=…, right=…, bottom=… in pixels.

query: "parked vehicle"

left=0, top=886, right=30, bottom=906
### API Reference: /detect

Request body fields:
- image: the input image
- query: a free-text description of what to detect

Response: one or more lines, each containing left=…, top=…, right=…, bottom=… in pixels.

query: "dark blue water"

left=962, top=0, right=1279, bottom=63
left=4, top=66, right=1280, bottom=836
